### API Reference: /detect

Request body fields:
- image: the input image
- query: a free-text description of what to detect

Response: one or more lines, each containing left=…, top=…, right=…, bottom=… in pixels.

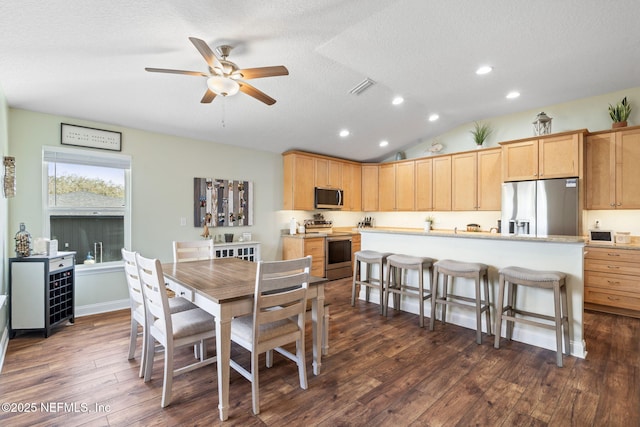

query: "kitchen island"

left=358, top=228, right=587, bottom=358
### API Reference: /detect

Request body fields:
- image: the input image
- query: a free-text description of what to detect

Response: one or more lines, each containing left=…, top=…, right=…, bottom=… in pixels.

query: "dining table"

left=162, top=257, right=327, bottom=421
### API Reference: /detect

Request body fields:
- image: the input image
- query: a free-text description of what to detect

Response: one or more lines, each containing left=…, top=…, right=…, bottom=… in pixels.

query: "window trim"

left=42, top=145, right=132, bottom=267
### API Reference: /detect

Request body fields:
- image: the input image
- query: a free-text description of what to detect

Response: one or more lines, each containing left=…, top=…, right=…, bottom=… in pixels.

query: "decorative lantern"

left=533, top=112, right=552, bottom=136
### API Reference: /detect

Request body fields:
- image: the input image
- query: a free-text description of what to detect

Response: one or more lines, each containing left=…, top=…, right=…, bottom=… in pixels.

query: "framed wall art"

left=194, top=177, right=253, bottom=227
left=61, top=123, right=122, bottom=151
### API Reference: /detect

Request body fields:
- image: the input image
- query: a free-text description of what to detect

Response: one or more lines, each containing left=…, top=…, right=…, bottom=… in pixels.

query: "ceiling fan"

left=145, top=37, right=289, bottom=105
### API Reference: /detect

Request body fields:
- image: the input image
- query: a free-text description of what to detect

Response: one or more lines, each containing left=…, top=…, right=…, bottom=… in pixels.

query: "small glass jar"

left=15, top=222, right=32, bottom=257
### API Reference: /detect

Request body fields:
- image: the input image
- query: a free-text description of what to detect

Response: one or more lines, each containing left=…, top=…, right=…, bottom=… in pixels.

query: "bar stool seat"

left=430, top=259, right=491, bottom=344
left=351, top=250, right=393, bottom=314
left=384, top=254, right=435, bottom=327
left=494, top=266, right=570, bottom=367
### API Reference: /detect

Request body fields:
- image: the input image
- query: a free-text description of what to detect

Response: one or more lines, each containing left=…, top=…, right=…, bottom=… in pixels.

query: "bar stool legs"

left=351, top=250, right=392, bottom=314
left=494, top=266, right=570, bottom=367
left=384, top=254, right=435, bottom=327
left=430, top=259, right=491, bottom=344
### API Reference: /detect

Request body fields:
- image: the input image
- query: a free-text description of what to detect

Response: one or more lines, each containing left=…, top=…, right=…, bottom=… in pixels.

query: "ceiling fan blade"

left=201, top=89, right=217, bottom=104
left=189, top=37, right=223, bottom=71
left=235, top=66, right=289, bottom=80
left=145, top=67, right=208, bottom=77
left=238, top=82, right=276, bottom=105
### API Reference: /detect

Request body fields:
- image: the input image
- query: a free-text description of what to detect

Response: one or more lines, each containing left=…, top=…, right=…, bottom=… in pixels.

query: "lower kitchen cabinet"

left=584, top=246, right=640, bottom=318
left=282, top=236, right=326, bottom=278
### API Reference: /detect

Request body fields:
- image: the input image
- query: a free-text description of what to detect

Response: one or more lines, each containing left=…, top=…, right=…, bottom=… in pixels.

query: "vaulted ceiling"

left=1, top=1, right=638, bottom=162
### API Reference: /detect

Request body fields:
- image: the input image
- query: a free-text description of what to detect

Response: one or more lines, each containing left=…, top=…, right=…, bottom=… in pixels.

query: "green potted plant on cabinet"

left=609, top=96, right=632, bottom=128
left=470, top=122, right=492, bottom=148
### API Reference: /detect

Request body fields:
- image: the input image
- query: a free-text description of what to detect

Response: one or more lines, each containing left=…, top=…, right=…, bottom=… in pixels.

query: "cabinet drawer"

left=165, top=279, right=194, bottom=302
left=585, top=247, right=640, bottom=263
left=585, top=271, right=640, bottom=294
left=304, top=239, right=325, bottom=257
left=585, top=287, right=640, bottom=311
left=585, top=258, right=640, bottom=276
left=50, top=256, right=74, bottom=273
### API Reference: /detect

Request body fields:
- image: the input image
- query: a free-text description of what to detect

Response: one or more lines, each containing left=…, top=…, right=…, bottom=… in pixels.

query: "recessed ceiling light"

left=506, top=91, right=520, bottom=99
left=392, top=96, right=404, bottom=105
left=339, top=129, right=350, bottom=137
left=428, top=114, right=440, bottom=122
left=476, top=66, right=493, bottom=75
left=379, top=140, right=389, bottom=147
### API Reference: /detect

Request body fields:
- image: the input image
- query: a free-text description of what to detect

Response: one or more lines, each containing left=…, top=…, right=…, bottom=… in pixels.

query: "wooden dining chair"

left=172, top=240, right=214, bottom=263
left=135, top=253, right=217, bottom=408
left=121, top=248, right=196, bottom=378
left=229, top=256, right=311, bottom=415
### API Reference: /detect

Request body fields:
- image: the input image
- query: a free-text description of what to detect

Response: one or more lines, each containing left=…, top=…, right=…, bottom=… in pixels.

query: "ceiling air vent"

left=348, top=78, right=376, bottom=95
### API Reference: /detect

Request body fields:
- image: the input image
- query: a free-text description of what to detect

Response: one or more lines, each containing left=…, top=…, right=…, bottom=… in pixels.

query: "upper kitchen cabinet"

left=342, top=162, right=362, bottom=211
left=362, top=164, right=379, bottom=211
left=501, top=130, right=585, bottom=182
left=378, top=161, right=415, bottom=211
left=415, top=158, right=433, bottom=211
left=433, top=155, right=452, bottom=211
left=451, top=148, right=502, bottom=211
left=586, top=126, right=640, bottom=209
left=315, top=158, right=342, bottom=189
left=283, top=151, right=315, bottom=210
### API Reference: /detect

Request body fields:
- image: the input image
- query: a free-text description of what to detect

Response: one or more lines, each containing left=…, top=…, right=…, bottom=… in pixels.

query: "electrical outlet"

left=180, top=217, right=187, bottom=226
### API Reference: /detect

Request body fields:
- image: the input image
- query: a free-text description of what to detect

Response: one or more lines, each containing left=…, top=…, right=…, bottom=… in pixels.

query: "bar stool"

left=351, top=250, right=393, bottom=314
left=429, top=259, right=491, bottom=344
left=384, top=254, right=435, bottom=327
left=494, top=266, right=570, bottom=367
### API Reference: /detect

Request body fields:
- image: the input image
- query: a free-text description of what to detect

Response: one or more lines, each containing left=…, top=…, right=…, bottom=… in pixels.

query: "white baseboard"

left=75, top=299, right=129, bottom=317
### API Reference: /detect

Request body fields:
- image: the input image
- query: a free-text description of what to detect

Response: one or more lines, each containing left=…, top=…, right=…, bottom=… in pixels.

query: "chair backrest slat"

left=136, top=253, right=172, bottom=333
left=173, top=240, right=214, bottom=263
left=122, top=248, right=144, bottom=310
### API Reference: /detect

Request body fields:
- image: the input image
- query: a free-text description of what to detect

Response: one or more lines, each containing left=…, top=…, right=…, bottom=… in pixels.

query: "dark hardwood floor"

left=1, top=277, right=639, bottom=426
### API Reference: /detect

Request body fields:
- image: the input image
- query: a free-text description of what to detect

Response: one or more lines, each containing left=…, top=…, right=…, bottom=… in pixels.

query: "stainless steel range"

left=304, top=215, right=353, bottom=280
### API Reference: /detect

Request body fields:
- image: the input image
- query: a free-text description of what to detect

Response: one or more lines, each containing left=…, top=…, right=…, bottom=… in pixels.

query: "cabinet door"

left=477, top=148, right=502, bottom=210
left=586, top=133, right=616, bottom=209
left=314, top=158, right=329, bottom=188
left=432, top=156, right=452, bottom=211
left=502, top=140, right=538, bottom=181
left=283, top=153, right=315, bottom=210
left=539, top=133, right=580, bottom=179
left=395, top=161, right=415, bottom=211
left=452, top=152, right=477, bottom=211
left=378, top=163, right=396, bottom=211
left=415, top=158, right=433, bottom=211
left=342, top=163, right=362, bottom=211
left=616, top=128, right=640, bottom=208
left=361, top=164, right=379, bottom=211
left=304, top=238, right=326, bottom=278
left=328, top=160, right=343, bottom=189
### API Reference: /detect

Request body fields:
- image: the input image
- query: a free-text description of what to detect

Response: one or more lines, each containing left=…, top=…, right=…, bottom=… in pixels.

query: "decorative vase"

left=612, top=121, right=628, bottom=129
left=476, top=144, right=483, bottom=149
left=424, top=221, right=431, bottom=232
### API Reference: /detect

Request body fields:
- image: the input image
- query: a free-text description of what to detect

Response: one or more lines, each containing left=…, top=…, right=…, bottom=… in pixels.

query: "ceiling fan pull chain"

left=221, top=98, right=226, bottom=128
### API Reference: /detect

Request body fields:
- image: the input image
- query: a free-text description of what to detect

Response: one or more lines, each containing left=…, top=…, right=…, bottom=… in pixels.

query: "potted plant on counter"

left=424, top=215, right=435, bottom=232
left=470, top=121, right=492, bottom=148
left=609, top=96, right=632, bottom=128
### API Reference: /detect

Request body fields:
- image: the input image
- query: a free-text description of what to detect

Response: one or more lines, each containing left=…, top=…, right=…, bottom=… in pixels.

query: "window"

left=43, top=146, right=131, bottom=266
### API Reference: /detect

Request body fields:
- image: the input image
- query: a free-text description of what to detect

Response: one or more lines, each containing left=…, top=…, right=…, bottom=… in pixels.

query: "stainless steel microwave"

left=314, top=187, right=343, bottom=209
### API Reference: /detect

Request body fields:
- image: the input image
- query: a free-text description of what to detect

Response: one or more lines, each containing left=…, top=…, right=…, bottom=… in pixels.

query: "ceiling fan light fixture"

left=207, top=76, right=240, bottom=97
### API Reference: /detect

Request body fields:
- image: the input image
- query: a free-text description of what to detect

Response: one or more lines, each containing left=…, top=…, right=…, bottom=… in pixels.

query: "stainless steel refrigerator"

left=501, top=178, right=579, bottom=237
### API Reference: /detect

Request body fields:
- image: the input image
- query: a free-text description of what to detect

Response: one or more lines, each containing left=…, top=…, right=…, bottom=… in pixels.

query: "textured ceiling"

left=1, top=0, right=639, bottom=162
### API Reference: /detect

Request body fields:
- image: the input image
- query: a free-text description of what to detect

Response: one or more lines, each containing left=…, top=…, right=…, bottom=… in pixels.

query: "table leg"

left=311, top=284, right=325, bottom=375
left=215, top=308, right=232, bottom=421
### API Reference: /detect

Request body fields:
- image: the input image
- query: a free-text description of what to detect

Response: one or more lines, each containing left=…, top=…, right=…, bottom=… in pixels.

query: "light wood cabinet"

left=283, top=152, right=315, bottom=210
left=377, top=161, right=415, bottom=211
left=282, top=236, right=325, bottom=278
left=315, top=158, right=342, bottom=189
left=415, top=158, right=433, bottom=211
left=361, top=164, right=379, bottom=211
left=342, top=162, right=362, bottom=211
left=584, top=246, right=640, bottom=318
left=586, top=126, right=640, bottom=209
left=501, top=131, right=583, bottom=182
left=452, top=148, right=501, bottom=211
left=351, top=233, right=361, bottom=271
left=432, top=156, right=452, bottom=211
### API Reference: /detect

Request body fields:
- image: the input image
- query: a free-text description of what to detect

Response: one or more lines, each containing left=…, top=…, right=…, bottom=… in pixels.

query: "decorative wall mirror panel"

left=194, top=178, right=253, bottom=227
